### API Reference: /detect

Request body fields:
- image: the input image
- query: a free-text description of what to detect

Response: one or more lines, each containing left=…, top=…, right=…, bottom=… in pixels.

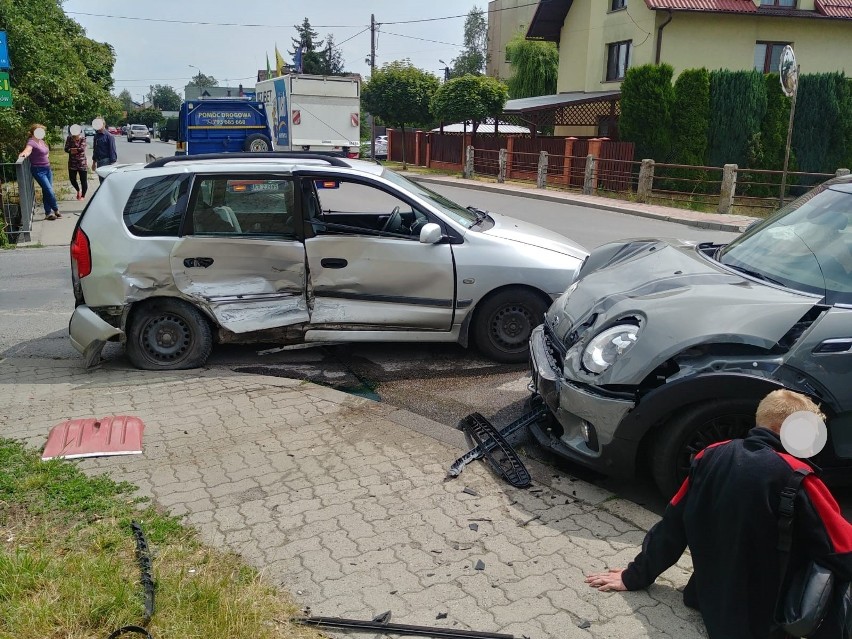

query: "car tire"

left=126, top=298, right=213, bottom=370
left=472, top=287, right=548, bottom=363
left=651, top=399, right=757, bottom=498
left=244, top=134, right=272, bottom=152
left=146, top=139, right=151, bottom=143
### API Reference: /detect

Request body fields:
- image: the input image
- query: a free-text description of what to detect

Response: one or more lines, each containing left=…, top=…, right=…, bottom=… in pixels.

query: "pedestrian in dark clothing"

left=64, top=125, right=88, bottom=200
left=18, top=123, right=61, bottom=221
left=585, top=390, right=852, bottom=639
left=91, top=118, right=117, bottom=183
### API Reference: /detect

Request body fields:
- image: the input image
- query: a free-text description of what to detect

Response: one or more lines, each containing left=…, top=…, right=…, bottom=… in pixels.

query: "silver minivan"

left=70, top=154, right=588, bottom=370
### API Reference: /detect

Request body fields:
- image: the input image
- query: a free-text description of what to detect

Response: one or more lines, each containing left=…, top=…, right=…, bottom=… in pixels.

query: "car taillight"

left=70, top=227, right=92, bottom=279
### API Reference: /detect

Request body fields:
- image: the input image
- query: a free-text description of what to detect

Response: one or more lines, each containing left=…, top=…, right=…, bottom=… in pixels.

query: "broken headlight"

left=582, top=324, right=639, bottom=374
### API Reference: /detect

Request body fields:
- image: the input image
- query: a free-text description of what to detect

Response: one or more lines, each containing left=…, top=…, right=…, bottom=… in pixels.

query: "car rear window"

left=123, top=174, right=191, bottom=236
left=131, top=125, right=147, bottom=130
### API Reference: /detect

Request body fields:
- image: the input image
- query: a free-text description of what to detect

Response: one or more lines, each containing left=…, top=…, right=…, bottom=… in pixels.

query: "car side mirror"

left=419, top=223, right=442, bottom=244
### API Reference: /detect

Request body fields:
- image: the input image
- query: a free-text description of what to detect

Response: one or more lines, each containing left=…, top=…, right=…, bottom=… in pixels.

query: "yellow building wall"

left=661, top=12, right=852, bottom=78
left=486, top=0, right=538, bottom=80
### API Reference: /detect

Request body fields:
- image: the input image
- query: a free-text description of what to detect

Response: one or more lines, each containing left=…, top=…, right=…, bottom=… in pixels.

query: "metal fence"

left=0, top=157, right=35, bottom=243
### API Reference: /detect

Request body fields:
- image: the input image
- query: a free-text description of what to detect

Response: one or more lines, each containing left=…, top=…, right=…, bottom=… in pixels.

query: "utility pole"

left=370, top=13, right=376, bottom=161
left=369, top=14, right=376, bottom=160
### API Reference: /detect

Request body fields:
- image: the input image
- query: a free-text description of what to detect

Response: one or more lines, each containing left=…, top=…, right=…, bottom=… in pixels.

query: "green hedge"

left=708, top=70, right=766, bottom=168
left=619, top=64, right=674, bottom=162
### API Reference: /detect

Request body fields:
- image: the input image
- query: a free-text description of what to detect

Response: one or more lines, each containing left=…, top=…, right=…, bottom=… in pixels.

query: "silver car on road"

left=69, top=154, right=588, bottom=370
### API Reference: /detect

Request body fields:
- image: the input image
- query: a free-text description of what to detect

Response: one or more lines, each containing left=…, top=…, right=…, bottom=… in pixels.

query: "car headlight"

left=582, top=324, right=639, bottom=374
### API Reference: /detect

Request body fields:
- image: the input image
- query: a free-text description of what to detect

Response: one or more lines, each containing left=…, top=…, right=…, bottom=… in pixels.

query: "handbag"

left=774, top=468, right=852, bottom=639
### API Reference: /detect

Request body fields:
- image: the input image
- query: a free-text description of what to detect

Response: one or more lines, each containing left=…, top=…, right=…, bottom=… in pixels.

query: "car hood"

left=483, top=213, right=588, bottom=260
left=548, top=239, right=822, bottom=385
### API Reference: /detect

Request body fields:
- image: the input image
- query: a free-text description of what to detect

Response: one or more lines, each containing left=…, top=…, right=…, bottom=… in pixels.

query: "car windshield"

left=718, top=180, right=852, bottom=305
left=380, top=169, right=479, bottom=227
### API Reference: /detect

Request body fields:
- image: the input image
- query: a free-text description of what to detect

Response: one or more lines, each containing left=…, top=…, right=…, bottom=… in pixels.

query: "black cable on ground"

left=131, top=520, right=155, bottom=625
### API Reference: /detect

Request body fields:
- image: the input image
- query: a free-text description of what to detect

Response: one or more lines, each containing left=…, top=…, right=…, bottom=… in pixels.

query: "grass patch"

left=0, top=438, right=324, bottom=639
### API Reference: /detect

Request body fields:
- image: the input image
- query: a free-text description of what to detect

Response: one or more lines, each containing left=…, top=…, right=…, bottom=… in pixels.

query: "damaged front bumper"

left=528, top=324, right=640, bottom=476
left=69, top=305, right=124, bottom=367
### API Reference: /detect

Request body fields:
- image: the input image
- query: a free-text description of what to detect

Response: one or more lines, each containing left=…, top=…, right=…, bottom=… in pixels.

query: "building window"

left=760, top=0, right=796, bottom=6
left=611, top=0, right=627, bottom=10
left=754, top=42, right=791, bottom=73
left=606, top=41, right=631, bottom=81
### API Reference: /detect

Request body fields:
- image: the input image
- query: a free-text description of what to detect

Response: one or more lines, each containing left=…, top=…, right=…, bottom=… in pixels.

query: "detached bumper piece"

left=449, top=407, right=546, bottom=488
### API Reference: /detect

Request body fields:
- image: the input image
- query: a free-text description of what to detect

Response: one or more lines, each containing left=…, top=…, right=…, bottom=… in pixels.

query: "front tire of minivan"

left=127, top=298, right=213, bottom=370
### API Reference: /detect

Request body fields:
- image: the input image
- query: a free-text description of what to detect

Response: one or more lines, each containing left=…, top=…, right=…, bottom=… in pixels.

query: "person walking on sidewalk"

left=18, top=124, right=61, bottom=221
left=91, top=118, right=117, bottom=183
left=585, top=389, right=852, bottom=639
left=64, top=124, right=88, bottom=200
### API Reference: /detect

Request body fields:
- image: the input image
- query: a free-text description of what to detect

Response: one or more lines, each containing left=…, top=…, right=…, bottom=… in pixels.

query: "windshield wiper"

left=727, top=264, right=786, bottom=287
left=466, top=206, right=489, bottom=226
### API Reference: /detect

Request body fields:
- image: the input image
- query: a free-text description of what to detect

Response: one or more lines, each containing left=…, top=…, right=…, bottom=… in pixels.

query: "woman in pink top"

left=18, top=123, right=61, bottom=221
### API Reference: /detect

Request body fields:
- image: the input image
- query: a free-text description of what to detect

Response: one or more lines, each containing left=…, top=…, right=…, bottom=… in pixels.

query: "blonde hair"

left=29, top=123, right=46, bottom=138
left=756, top=389, right=825, bottom=433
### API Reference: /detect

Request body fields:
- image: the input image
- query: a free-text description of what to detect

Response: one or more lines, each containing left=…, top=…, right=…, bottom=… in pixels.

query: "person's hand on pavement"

left=585, top=568, right=627, bottom=592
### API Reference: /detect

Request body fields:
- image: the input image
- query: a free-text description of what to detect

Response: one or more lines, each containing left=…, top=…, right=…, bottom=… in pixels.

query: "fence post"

left=537, top=151, right=548, bottom=189
left=563, top=137, right=576, bottom=185
left=498, top=148, right=507, bottom=184
left=637, top=159, right=655, bottom=203
left=836, top=168, right=850, bottom=177
left=506, top=137, right=515, bottom=179
left=463, top=145, right=475, bottom=179
left=583, top=154, right=596, bottom=195
left=717, top=164, right=738, bottom=214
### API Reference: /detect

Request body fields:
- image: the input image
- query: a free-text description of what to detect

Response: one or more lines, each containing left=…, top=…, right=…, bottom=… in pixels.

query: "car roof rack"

left=145, top=152, right=351, bottom=169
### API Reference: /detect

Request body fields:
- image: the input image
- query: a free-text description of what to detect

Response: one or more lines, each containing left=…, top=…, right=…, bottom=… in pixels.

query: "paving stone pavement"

left=0, top=357, right=706, bottom=639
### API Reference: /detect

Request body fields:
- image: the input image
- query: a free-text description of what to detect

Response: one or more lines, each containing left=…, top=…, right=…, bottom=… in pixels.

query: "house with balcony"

left=516, top=0, right=852, bottom=136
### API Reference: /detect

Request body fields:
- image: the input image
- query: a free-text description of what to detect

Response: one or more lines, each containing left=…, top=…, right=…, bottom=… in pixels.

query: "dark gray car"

left=530, top=175, right=852, bottom=497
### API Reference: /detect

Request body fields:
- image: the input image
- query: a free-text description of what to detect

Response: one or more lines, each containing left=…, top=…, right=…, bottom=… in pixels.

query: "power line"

left=381, top=1, right=540, bottom=24
left=336, top=27, right=370, bottom=47
left=381, top=31, right=463, bottom=48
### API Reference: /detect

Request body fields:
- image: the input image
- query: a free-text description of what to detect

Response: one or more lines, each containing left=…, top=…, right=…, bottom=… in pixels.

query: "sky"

left=62, top=0, right=498, bottom=102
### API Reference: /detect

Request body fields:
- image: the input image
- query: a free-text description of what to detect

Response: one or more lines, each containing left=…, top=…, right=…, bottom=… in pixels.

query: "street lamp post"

left=438, top=59, right=450, bottom=83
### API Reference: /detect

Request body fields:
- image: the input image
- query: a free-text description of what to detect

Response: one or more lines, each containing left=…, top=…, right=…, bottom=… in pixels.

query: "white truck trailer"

left=255, top=74, right=361, bottom=157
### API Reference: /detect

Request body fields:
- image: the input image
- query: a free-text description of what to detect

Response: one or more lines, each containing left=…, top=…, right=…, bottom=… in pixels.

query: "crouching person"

left=585, top=390, right=852, bottom=639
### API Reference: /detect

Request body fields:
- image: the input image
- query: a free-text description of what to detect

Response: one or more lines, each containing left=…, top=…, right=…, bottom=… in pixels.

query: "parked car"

left=83, top=126, right=95, bottom=137
left=374, top=135, right=388, bottom=160
left=69, top=153, right=588, bottom=370
left=108, top=126, right=120, bottom=135
left=127, top=124, right=151, bottom=143
left=529, top=174, right=852, bottom=497
left=121, top=125, right=129, bottom=135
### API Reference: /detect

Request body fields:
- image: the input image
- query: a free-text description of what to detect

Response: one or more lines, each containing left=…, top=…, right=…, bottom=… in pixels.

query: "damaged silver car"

left=530, top=175, right=852, bottom=497
left=69, top=153, right=588, bottom=370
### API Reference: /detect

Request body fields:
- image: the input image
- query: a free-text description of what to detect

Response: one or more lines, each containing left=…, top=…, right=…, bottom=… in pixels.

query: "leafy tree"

left=191, top=72, right=218, bottom=88
left=0, top=0, right=119, bottom=158
left=117, top=89, right=135, bottom=113
left=150, top=84, right=181, bottom=111
left=290, top=17, right=326, bottom=75
left=127, top=107, right=164, bottom=129
left=430, top=75, right=508, bottom=143
left=451, top=6, right=488, bottom=77
left=322, top=34, right=345, bottom=75
left=618, top=64, right=675, bottom=162
left=362, top=61, right=439, bottom=168
left=671, top=68, right=710, bottom=166
left=505, top=30, right=558, bottom=98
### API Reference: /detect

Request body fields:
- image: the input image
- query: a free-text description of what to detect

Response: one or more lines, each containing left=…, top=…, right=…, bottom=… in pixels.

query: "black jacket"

left=622, top=428, right=852, bottom=639
left=92, top=130, right=116, bottom=163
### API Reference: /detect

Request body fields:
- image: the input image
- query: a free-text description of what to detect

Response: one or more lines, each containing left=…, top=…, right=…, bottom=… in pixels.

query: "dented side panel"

left=169, top=236, right=309, bottom=333
left=304, top=235, right=455, bottom=329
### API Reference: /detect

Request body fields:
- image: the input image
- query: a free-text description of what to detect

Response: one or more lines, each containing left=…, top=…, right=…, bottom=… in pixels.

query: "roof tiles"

left=816, top=0, right=852, bottom=18
left=644, top=0, right=757, bottom=11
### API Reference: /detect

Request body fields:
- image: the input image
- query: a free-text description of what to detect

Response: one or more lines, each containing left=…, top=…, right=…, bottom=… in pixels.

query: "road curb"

left=406, top=173, right=756, bottom=233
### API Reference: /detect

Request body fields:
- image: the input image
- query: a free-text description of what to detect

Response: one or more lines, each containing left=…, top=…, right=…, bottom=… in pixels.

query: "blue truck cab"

left=176, top=98, right=273, bottom=155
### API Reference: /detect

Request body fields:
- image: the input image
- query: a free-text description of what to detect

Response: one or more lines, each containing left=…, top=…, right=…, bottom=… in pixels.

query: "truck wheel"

left=244, top=134, right=271, bottom=152
left=651, top=399, right=756, bottom=498
left=126, top=298, right=213, bottom=370
left=472, top=287, right=548, bottom=364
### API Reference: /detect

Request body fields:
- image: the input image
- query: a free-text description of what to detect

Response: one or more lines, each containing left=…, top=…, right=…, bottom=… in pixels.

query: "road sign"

left=0, top=72, right=12, bottom=108
left=0, top=31, right=8, bottom=69
left=779, top=45, right=798, bottom=98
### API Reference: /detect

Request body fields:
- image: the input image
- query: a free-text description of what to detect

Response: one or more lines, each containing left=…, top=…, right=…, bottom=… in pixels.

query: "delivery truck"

left=255, top=74, right=361, bottom=158
left=175, top=98, right=273, bottom=155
